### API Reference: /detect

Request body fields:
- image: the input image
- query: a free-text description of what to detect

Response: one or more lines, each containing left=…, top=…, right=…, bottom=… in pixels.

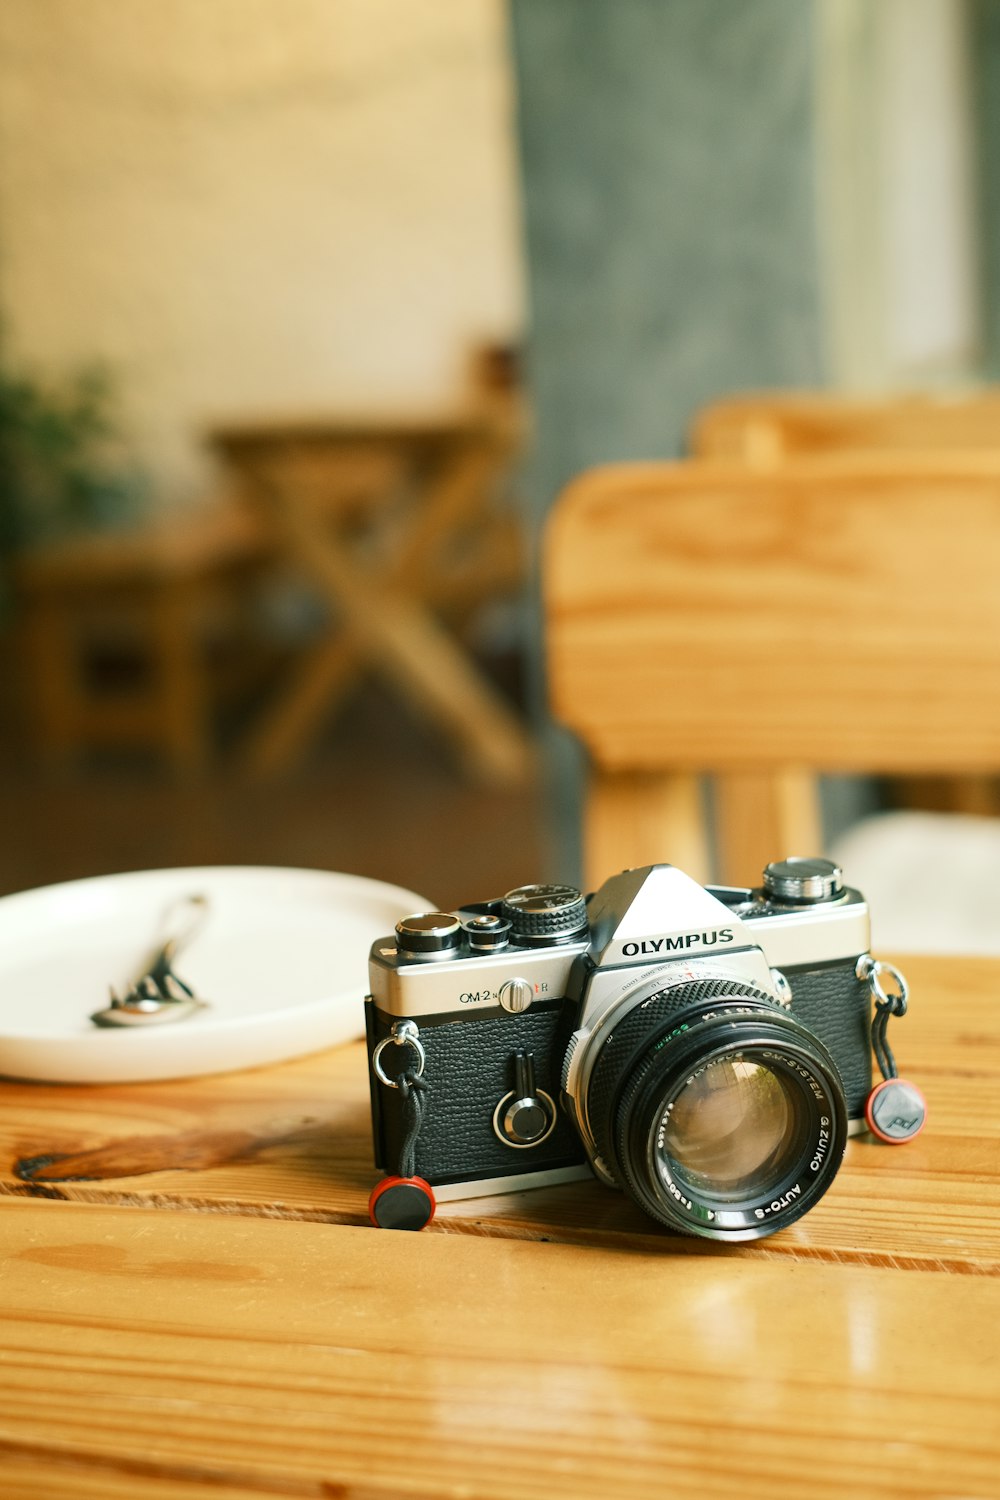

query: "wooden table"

left=208, top=409, right=533, bottom=784
left=2, top=953, right=998, bottom=1498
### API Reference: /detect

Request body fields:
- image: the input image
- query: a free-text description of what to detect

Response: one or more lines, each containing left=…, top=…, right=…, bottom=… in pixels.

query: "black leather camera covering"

left=783, top=958, right=872, bottom=1116
left=368, top=1001, right=586, bottom=1185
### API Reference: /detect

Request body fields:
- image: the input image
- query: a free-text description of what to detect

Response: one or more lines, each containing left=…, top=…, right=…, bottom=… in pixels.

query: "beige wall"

left=0, top=0, right=525, bottom=503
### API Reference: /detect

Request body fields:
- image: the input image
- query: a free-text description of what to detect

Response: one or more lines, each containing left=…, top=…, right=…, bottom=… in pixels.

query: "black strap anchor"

left=369, top=1021, right=436, bottom=1230
left=858, top=956, right=927, bottom=1143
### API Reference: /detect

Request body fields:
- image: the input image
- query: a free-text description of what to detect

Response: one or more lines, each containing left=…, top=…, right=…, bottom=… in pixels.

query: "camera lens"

left=584, top=981, right=847, bottom=1240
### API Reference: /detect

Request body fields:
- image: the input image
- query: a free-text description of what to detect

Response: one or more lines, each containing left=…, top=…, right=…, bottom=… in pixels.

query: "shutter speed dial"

left=493, top=1051, right=557, bottom=1148
left=501, top=883, right=587, bottom=945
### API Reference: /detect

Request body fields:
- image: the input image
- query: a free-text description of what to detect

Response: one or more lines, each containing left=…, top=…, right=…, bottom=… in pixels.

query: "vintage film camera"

left=366, top=859, right=885, bottom=1239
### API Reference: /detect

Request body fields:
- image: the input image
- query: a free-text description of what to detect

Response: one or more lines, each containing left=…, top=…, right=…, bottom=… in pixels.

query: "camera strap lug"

left=372, top=1019, right=425, bottom=1088
left=369, top=1021, right=435, bottom=1230
left=856, top=956, right=927, bottom=1143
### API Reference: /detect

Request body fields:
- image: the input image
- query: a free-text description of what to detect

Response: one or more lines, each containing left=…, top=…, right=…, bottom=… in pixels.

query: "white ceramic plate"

left=0, top=865, right=431, bottom=1084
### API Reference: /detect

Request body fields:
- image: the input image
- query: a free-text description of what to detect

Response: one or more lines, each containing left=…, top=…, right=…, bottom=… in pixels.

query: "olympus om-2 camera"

left=366, top=859, right=877, bottom=1240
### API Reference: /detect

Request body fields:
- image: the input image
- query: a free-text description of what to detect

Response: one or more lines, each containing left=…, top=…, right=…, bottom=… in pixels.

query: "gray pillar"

left=972, top=0, right=1000, bottom=376
left=510, top=0, right=825, bottom=519
left=509, top=0, right=833, bottom=881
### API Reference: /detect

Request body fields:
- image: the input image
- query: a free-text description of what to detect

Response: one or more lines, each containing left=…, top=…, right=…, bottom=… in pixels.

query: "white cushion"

left=830, top=810, right=1000, bottom=955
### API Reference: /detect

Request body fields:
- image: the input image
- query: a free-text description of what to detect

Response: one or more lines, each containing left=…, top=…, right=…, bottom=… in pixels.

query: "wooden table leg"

left=392, top=435, right=510, bottom=576
left=150, top=579, right=211, bottom=775
left=239, top=508, right=526, bottom=777
left=240, top=635, right=362, bottom=776
left=239, top=437, right=532, bottom=781
left=19, top=593, right=85, bottom=769
left=275, top=503, right=533, bottom=784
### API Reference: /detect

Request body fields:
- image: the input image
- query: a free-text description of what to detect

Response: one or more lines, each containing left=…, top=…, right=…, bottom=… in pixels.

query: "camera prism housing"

left=366, top=860, right=872, bottom=1240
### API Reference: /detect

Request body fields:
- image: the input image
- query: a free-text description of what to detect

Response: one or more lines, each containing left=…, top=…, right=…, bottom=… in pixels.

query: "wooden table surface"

left=2, top=953, right=998, bottom=1498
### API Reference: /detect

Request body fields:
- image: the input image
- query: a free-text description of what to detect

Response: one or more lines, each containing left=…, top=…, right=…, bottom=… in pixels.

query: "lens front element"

left=659, top=1055, right=802, bottom=1201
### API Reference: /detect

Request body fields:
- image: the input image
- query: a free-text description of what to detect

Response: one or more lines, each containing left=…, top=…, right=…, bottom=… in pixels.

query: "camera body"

left=366, top=860, right=873, bottom=1239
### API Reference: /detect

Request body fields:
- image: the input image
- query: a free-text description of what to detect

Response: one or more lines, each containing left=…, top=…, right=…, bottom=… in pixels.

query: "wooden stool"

left=13, top=504, right=268, bottom=772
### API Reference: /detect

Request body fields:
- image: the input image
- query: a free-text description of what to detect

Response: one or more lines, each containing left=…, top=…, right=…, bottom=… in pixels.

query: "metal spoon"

left=91, top=893, right=210, bottom=1028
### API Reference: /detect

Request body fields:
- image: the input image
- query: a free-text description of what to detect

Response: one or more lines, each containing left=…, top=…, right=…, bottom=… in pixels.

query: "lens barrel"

left=584, top=981, right=848, bottom=1240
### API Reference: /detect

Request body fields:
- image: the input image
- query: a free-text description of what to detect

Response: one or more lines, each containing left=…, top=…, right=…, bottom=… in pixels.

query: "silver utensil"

left=91, top=893, right=210, bottom=1028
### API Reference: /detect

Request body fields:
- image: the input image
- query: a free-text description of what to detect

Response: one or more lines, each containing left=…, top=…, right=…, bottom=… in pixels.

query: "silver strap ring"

left=861, top=957, right=909, bottom=1009
left=372, top=1026, right=426, bottom=1089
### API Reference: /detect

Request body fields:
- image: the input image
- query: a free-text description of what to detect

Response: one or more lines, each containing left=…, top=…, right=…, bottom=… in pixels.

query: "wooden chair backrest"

left=691, top=389, right=1000, bottom=465
left=544, top=456, right=1000, bottom=888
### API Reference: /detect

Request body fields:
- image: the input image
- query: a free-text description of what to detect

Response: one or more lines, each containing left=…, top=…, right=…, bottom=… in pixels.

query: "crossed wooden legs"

left=240, top=440, right=533, bottom=782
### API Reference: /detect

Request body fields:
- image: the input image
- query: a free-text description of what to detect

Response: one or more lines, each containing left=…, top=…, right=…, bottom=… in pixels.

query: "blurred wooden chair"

left=691, top=388, right=1000, bottom=466
left=13, top=501, right=269, bottom=772
left=691, top=388, right=1000, bottom=819
left=544, top=455, right=1000, bottom=897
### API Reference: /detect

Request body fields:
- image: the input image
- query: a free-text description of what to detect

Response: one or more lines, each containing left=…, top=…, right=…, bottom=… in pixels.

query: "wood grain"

left=546, top=457, right=1000, bottom=774
left=0, top=956, right=997, bottom=1272
left=1, top=954, right=998, bottom=1496
left=690, top=387, right=1000, bottom=461
left=690, top=389, right=1000, bottom=825
left=1, top=1197, right=998, bottom=1500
